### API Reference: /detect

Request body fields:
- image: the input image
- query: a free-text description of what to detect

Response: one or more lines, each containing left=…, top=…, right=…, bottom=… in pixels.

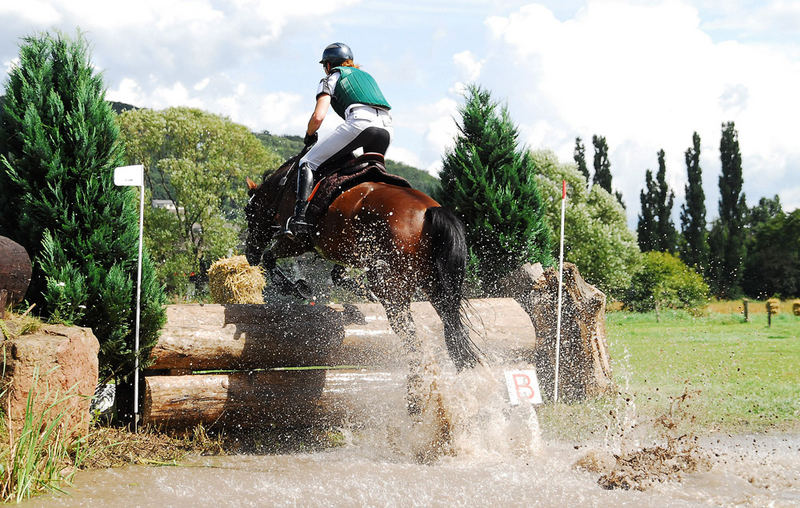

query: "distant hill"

left=0, top=97, right=440, bottom=195
left=1, top=95, right=137, bottom=115
left=254, top=131, right=440, bottom=195
left=109, top=101, right=138, bottom=114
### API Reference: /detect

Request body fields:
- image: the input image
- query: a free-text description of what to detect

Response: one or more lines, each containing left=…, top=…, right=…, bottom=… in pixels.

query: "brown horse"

left=244, top=152, right=482, bottom=411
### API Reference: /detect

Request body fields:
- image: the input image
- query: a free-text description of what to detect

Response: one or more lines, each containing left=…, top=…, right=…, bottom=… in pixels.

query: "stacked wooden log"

left=143, top=299, right=537, bottom=429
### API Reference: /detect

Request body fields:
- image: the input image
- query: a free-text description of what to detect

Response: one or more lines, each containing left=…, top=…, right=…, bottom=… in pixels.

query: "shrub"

left=624, top=252, right=709, bottom=312
left=0, top=31, right=166, bottom=380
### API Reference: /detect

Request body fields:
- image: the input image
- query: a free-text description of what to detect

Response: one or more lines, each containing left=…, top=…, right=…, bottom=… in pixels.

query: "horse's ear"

left=246, top=177, right=258, bottom=190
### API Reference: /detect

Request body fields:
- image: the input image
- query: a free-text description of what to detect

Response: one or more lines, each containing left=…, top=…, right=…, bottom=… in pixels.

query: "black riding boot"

left=282, top=163, right=314, bottom=237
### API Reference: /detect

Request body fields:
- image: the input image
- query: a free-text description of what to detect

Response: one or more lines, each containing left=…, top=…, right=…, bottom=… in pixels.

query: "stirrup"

left=273, top=217, right=310, bottom=239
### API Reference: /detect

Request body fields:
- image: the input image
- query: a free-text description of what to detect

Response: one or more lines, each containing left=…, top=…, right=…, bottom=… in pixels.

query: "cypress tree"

left=708, top=121, right=747, bottom=298
left=592, top=135, right=612, bottom=192
left=637, top=169, right=659, bottom=252
left=655, top=149, right=677, bottom=252
left=436, top=84, right=552, bottom=293
left=679, top=132, right=708, bottom=272
left=0, top=31, right=166, bottom=384
left=573, top=137, right=590, bottom=184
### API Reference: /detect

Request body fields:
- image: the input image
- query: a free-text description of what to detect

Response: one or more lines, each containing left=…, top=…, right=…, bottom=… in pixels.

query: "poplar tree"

left=655, top=149, right=677, bottom=252
left=679, top=132, right=708, bottom=272
left=708, top=121, right=747, bottom=298
left=592, top=135, right=612, bottom=192
left=436, top=84, right=552, bottom=292
left=573, top=137, right=590, bottom=184
left=637, top=169, right=659, bottom=252
left=0, top=31, right=166, bottom=383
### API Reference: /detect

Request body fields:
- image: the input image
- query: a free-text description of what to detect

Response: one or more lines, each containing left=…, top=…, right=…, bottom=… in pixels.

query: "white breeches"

left=300, top=105, right=393, bottom=172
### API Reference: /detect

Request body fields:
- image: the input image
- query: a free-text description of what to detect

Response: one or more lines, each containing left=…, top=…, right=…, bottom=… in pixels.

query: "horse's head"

left=244, top=159, right=297, bottom=265
left=244, top=176, right=271, bottom=266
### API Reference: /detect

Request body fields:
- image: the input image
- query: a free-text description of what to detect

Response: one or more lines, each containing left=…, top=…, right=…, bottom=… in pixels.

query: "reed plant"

left=0, top=366, right=88, bottom=503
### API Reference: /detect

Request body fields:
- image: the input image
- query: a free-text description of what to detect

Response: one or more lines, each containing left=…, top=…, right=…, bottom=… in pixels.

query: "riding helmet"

left=319, top=42, right=353, bottom=66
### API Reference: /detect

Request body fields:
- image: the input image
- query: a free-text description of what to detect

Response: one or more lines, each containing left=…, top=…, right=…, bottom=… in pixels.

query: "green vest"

left=330, top=66, right=391, bottom=119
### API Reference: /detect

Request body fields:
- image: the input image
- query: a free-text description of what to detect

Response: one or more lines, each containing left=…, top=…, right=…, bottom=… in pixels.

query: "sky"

left=2, top=0, right=799, bottom=228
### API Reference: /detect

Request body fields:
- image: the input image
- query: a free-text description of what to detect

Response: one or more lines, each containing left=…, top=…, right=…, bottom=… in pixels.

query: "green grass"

left=538, top=309, right=800, bottom=440
left=0, top=367, right=88, bottom=503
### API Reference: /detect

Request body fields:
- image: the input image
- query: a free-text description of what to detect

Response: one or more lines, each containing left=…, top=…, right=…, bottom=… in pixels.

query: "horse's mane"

left=261, top=154, right=299, bottom=188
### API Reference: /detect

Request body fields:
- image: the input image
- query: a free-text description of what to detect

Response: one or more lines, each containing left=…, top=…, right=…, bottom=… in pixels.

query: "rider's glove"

left=303, top=131, right=318, bottom=147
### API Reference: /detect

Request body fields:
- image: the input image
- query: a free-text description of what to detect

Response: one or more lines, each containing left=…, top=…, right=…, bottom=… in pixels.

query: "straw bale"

left=792, top=300, right=800, bottom=316
left=208, top=256, right=265, bottom=304
left=766, top=298, right=780, bottom=315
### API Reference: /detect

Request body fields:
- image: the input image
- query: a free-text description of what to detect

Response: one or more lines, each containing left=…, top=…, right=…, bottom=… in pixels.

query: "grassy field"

left=538, top=305, right=800, bottom=440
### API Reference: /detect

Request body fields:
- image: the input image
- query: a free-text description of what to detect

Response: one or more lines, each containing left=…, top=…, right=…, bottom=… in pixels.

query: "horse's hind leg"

left=383, top=302, right=425, bottom=415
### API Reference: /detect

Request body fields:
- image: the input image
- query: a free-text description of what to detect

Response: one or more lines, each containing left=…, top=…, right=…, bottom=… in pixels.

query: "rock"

left=500, top=262, right=613, bottom=401
left=1, top=325, right=99, bottom=441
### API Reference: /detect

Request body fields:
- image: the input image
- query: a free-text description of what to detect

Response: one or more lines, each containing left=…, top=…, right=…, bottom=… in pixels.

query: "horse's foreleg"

left=261, top=240, right=312, bottom=299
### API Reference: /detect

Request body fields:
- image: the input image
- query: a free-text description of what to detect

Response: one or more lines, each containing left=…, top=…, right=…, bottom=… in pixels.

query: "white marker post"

left=553, top=180, right=567, bottom=403
left=114, top=164, right=144, bottom=432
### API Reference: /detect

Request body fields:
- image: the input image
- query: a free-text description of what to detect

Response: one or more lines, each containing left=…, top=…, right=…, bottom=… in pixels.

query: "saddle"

left=302, top=153, right=412, bottom=227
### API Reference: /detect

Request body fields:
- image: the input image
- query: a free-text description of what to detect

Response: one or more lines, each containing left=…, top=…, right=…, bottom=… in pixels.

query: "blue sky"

left=2, top=0, right=799, bottom=228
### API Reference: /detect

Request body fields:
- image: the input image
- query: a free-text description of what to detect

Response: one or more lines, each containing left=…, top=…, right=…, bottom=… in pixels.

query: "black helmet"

left=319, top=42, right=353, bottom=66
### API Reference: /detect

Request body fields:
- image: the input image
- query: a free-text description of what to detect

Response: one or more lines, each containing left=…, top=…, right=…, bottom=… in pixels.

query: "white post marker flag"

left=554, top=180, right=566, bottom=403
left=113, top=164, right=144, bottom=431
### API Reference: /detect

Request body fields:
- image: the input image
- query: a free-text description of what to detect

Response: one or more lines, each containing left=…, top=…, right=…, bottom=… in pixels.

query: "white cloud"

left=386, top=145, right=423, bottom=168
left=453, top=50, right=484, bottom=82
left=3, top=57, right=19, bottom=75
left=483, top=0, right=800, bottom=222
left=193, top=77, right=210, bottom=91
left=109, top=75, right=308, bottom=135
left=0, top=0, right=60, bottom=25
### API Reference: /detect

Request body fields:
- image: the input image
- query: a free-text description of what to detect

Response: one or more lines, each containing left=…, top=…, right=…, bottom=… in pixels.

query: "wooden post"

left=743, top=299, right=749, bottom=322
left=0, top=289, right=7, bottom=319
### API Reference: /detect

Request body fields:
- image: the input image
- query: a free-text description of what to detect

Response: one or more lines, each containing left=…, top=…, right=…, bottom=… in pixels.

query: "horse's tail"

left=425, top=206, right=483, bottom=371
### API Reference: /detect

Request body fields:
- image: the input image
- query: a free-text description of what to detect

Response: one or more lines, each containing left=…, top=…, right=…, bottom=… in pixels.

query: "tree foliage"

left=591, top=134, right=612, bottom=193
left=679, top=132, right=708, bottom=272
left=638, top=150, right=677, bottom=253
left=573, top=137, right=589, bottom=184
left=624, top=251, right=709, bottom=312
left=708, top=122, right=747, bottom=298
left=533, top=150, right=640, bottom=298
left=637, top=169, right=659, bottom=252
left=0, top=31, right=166, bottom=379
left=742, top=203, right=798, bottom=298
left=655, top=149, right=677, bottom=252
left=436, top=85, right=552, bottom=293
left=117, top=107, right=281, bottom=293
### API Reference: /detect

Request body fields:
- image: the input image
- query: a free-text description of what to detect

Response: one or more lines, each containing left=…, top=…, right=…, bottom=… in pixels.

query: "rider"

left=284, top=42, right=393, bottom=236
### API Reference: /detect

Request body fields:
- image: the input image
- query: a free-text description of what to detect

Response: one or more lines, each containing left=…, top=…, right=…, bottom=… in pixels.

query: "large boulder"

left=500, top=262, right=613, bottom=401
left=1, top=325, right=99, bottom=441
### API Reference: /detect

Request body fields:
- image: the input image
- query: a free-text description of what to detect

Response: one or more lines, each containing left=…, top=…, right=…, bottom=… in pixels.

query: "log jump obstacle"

left=143, top=298, right=537, bottom=429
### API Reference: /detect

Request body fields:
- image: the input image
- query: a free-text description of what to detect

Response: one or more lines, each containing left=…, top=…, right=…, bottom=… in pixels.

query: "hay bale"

left=766, top=298, right=780, bottom=315
left=208, top=256, right=265, bottom=304
left=793, top=300, right=800, bottom=316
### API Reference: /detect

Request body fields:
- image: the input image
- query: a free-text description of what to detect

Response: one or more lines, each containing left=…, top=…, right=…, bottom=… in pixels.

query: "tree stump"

left=500, top=262, right=613, bottom=401
left=0, top=236, right=32, bottom=318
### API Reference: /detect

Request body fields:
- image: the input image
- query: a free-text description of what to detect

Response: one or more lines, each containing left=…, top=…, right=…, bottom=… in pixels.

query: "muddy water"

left=27, top=367, right=800, bottom=507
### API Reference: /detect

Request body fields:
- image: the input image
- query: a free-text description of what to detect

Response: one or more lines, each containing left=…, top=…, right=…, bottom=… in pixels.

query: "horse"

left=244, top=150, right=483, bottom=414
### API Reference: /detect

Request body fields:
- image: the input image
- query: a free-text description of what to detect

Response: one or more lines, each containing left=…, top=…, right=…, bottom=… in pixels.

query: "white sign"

left=114, top=164, right=143, bottom=187
left=505, top=369, right=543, bottom=405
